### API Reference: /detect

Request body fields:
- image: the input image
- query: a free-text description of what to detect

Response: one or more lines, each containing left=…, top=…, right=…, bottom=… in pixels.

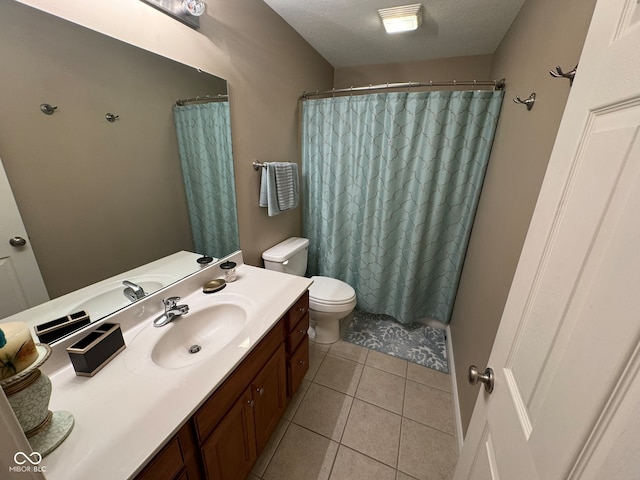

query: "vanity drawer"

left=287, top=313, right=309, bottom=354
left=135, top=422, right=197, bottom=480
left=137, top=436, right=182, bottom=480
left=286, top=291, right=309, bottom=332
left=288, top=335, right=309, bottom=396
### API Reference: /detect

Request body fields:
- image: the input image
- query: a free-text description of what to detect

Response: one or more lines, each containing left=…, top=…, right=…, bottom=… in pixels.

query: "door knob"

left=9, top=236, right=27, bottom=247
left=468, top=365, right=494, bottom=393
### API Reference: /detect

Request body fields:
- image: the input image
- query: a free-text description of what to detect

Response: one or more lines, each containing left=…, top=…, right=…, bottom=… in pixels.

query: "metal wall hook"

left=40, top=104, right=58, bottom=115
left=549, top=64, right=577, bottom=86
left=105, top=113, right=119, bottom=122
left=513, top=92, right=536, bottom=111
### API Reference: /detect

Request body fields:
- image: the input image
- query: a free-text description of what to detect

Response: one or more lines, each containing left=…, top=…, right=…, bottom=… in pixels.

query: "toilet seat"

left=309, top=276, right=357, bottom=313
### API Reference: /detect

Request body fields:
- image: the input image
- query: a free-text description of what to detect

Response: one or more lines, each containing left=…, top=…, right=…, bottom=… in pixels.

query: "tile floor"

left=248, top=340, right=458, bottom=480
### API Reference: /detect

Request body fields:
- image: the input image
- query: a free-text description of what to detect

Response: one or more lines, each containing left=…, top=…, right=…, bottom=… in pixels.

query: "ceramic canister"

left=5, top=370, right=52, bottom=436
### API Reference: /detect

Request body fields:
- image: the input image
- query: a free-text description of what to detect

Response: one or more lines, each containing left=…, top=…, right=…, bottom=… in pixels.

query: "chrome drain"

left=189, top=344, right=202, bottom=354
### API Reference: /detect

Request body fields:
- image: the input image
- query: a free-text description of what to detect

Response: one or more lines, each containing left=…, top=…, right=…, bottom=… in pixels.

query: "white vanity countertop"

left=42, top=262, right=312, bottom=480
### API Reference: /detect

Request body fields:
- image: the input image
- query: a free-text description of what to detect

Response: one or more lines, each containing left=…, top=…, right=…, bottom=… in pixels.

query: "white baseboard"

left=447, top=325, right=465, bottom=453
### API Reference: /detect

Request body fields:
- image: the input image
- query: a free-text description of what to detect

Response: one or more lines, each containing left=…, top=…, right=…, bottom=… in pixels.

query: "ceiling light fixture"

left=378, top=4, right=422, bottom=34
left=140, top=0, right=204, bottom=29
left=182, top=0, right=206, bottom=17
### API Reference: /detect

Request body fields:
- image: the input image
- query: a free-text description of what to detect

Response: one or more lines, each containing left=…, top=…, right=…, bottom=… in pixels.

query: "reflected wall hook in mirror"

left=40, top=103, right=58, bottom=115
left=105, top=113, right=119, bottom=122
left=513, top=92, right=536, bottom=111
left=549, top=64, right=577, bottom=86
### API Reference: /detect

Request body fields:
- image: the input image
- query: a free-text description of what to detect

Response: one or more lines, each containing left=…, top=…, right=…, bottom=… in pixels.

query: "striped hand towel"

left=274, top=162, right=298, bottom=211
left=259, top=162, right=299, bottom=216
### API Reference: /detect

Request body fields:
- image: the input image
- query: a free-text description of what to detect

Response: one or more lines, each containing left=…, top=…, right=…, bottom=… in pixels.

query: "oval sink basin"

left=151, top=303, right=248, bottom=369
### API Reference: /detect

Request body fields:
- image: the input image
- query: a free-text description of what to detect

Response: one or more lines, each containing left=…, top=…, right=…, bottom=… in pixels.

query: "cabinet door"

left=252, top=344, right=287, bottom=453
left=201, top=388, right=256, bottom=480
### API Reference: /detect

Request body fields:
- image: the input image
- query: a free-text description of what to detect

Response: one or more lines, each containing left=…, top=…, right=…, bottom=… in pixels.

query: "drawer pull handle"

left=299, top=360, right=306, bottom=366
left=298, top=329, right=305, bottom=334
left=299, top=307, right=306, bottom=314
left=257, top=387, right=265, bottom=396
left=247, top=399, right=255, bottom=407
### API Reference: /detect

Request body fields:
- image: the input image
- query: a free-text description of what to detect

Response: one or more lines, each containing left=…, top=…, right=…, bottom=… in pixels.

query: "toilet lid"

left=309, top=276, right=356, bottom=305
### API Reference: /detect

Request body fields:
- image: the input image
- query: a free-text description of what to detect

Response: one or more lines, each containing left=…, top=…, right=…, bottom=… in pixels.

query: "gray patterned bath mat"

left=344, top=310, right=448, bottom=373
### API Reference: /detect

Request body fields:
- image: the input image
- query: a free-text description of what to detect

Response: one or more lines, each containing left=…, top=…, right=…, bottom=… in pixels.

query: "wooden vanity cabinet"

left=201, top=344, right=286, bottom=479
left=285, top=291, right=310, bottom=397
left=251, top=344, right=287, bottom=452
left=135, top=422, right=201, bottom=480
left=201, top=387, right=256, bottom=480
left=135, top=291, right=309, bottom=480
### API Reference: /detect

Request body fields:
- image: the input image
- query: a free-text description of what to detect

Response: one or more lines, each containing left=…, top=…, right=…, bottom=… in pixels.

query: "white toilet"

left=262, top=237, right=356, bottom=344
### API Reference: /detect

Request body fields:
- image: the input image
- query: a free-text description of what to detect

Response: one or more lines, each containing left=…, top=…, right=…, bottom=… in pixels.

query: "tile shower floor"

left=249, top=340, right=458, bottom=480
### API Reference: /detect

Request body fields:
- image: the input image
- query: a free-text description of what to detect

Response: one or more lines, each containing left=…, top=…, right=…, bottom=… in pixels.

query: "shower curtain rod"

left=175, top=94, right=228, bottom=106
left=301, top=79, right=506, bottom=99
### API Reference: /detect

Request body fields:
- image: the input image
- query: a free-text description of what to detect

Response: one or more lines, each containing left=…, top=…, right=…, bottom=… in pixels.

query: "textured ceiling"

left=262, top=0, right=526, bottom=67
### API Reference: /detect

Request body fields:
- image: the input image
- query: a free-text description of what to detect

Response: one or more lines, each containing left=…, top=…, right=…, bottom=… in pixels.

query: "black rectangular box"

left=66, top=323, right=126, bottom=376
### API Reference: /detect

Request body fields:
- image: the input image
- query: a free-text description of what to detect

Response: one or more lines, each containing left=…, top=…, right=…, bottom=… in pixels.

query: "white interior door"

left=0, top=157, right=48, bottom=319
left=455, top=0, right=640, bottom=478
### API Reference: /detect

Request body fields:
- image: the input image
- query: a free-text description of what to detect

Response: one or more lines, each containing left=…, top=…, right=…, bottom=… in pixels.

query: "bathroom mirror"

left=0, top=2, right=239, bottom=322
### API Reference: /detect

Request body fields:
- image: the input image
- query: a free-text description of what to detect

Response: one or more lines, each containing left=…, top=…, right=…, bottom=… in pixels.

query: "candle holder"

left=1, top=344, right=74, bottom=457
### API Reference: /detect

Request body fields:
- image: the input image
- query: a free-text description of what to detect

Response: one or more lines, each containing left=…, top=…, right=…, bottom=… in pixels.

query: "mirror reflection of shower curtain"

left=302, top=90, right=504, bottom=325
left=173, top=102, right=239, bottom=258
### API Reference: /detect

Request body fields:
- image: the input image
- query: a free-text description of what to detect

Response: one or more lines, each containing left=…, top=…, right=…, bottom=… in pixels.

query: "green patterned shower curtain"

left=173, top=102, right=239, bottom=258
left=302, top=90, right=503, bottom=324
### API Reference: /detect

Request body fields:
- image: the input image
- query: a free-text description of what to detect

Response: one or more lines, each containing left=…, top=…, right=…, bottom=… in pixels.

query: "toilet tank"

left=262, top=237, right=309, bottom=276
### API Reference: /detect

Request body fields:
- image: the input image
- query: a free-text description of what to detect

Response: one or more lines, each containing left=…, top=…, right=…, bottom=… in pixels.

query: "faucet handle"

left=163, top=297, right=180, bottom=308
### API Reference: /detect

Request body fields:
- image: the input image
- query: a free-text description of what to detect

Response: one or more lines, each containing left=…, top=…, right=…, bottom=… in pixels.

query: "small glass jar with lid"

left=220, top=261, right=237, bottom=282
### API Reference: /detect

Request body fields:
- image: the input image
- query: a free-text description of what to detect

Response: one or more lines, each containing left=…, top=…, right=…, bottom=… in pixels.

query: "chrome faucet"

left=153, top=296, right=189, bottom=327
left=123, top=280, right=146, bottom=302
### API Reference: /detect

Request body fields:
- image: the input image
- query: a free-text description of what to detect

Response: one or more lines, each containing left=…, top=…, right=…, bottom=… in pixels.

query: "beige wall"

left=334, top=55, right=493, bottom=89
left=450, top=0, right=597, bottom=435
left=206, top=2, right=335, bottom=266
left=3, top=0, right=333, bottom=296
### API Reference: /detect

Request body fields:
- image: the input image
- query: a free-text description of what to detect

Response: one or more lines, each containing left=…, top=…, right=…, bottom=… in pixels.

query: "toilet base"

left=309, top=318, right=340, bottom=344
left=309, top=309, right=354, bottom=344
